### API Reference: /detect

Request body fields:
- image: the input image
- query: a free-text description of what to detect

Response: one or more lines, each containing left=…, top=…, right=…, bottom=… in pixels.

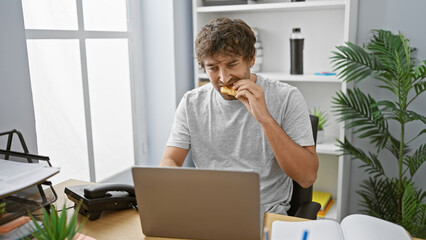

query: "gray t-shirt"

left=166, top=75, right=314, bottom=214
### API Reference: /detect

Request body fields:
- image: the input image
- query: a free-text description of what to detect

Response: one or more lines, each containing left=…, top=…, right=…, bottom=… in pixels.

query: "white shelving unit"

left=192, top=0, right=358, bottom=222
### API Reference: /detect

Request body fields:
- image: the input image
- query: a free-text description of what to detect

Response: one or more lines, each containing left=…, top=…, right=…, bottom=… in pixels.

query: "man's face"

left=203, top=53, right=255, bottom=100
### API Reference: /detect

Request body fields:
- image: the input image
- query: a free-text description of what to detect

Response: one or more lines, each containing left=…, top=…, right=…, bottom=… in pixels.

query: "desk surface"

left=51, top=179, right=306, bottom=240
left=51, top=179, right=421, bottom=240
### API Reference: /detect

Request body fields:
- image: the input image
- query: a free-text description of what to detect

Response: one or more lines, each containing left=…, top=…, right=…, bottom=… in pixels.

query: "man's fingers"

left=235, top=89, right=253, bottom=113
left=236, top=88, right=258, bottom=107
left=236, top=85, right=255, bottom=97
left=234, top=81, right=261, bottom=98
left=232, top=79, right=252, bottom=89
left=235, top=88, right=251, bottom=99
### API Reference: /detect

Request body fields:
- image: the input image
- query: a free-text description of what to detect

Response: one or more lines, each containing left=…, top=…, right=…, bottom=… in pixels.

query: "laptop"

left=131, top=167, right=261, bottom=240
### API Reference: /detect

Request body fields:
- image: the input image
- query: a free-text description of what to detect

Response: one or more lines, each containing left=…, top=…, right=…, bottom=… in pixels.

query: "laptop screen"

left=132, top=167, right=261, bottom=240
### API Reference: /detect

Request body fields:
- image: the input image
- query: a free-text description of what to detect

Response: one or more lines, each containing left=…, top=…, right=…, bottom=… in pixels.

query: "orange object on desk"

left=0, top=216, right=31, bottom=234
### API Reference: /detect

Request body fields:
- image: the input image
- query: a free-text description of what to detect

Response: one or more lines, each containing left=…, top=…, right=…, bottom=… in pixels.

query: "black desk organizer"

left=0, top=129, right=58, bottom=225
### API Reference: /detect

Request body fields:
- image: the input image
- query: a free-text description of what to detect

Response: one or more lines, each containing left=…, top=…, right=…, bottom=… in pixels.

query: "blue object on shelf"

left=314, top=72, right=336, bottom=76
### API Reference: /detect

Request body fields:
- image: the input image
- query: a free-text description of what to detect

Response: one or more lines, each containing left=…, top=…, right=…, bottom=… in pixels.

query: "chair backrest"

left=287, top=115, right=318, bottom=217
left=309, top=114, right=318, bottom=147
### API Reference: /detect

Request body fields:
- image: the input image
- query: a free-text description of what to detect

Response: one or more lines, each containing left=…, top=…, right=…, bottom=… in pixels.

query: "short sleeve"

left=166, top=94, right=191, bottom=149
left=282, top=88, right=315, bottom=147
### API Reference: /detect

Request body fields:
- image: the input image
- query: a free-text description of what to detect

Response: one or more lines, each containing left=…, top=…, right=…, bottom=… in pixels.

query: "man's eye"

left=208, top=67, right=217, bottom=71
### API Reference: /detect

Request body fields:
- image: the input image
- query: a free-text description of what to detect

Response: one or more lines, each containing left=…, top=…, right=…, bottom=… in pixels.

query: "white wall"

left=173, top=1, right=194, bottom=105
left=349, top=0, right=426, bottom=214
left=0, top=0, right=37, bottom=153
left=141, top=0, right=194, bottom=166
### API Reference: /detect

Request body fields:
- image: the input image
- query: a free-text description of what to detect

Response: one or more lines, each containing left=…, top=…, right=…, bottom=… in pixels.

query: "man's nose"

left=219, top=68, right=231, bottom=84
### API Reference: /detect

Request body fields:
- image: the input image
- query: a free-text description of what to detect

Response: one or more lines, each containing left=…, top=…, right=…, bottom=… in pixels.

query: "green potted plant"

left=28, top=203, right=87, bottom=240
left=311, top=107, right=328, bottom=143
left=331, top=29, right=426, bottom=237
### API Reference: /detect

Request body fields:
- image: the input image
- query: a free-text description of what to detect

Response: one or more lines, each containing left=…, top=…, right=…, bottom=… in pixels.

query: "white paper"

left=0, top=159, right=59, bottom=198
left=271, top=219, right=344, bottom=240
left=271, top=214, right=412, bottom=240
left=340, top=214, right=411, bottom=240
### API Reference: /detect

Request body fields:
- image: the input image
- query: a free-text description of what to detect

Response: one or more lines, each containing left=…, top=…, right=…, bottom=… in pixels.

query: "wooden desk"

left=51, top=179, right=306, bottom=240
left=51, top=179, right=422, bottom=240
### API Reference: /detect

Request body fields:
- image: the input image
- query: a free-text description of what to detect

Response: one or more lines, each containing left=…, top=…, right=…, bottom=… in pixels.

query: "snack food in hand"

left=220, top=86, right=237, bottom=96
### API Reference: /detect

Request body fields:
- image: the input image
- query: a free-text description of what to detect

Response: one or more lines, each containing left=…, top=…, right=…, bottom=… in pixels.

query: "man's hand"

left=234, top=74, right=318, bottom=187
left=233, top=74, right=273, bottom=124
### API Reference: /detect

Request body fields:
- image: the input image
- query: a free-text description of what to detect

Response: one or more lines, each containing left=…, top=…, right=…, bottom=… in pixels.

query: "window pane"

left=82, top=0, right=128, bottom=31
left=26, top=40, right=90, bottom=183
left=85, top=39, right=134, bottom=181
left=22, top=0, right=78, bottom=30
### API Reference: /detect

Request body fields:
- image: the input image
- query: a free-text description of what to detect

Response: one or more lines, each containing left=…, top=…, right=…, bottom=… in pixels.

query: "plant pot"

left=317, top=130, right=324, bottom=144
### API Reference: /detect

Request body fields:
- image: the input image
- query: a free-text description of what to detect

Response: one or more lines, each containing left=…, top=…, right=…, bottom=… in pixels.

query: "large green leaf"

left=333, top=88, right=390, bottom=150
left=408, top=80, right=426, bottom=106
left=385, top=136, right=411, bottom=161
left=338, top=139, right=385, bottom=177
left=414, top=81, right=426, bottom=95
left=366, top=30, right=406, bottom=77
left=414, top=61, right=426, bottom=79
left=371, top=100, right=400, bottom=121
left=357, top=177, right=398, bottom=222
left=390, top=109, right=426, bottom=124
left=398, top=72, right=415, bottom=105
left=401, top=180, right=426, bottom=238
left=403, top=144, right=426, bottom=179
left=407, top=61, right=426, bottom=105
left=407, top=128, right=426, bottom=146
left=330, top=42, right=379, bottom=83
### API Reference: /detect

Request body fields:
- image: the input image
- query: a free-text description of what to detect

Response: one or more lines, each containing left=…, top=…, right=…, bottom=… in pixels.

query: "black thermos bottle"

left=290, top=28, right=304, bottom=75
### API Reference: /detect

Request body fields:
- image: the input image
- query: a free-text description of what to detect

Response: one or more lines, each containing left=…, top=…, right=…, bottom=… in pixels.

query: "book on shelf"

left=312, top=191, right=332, bottom=211
left=271, top=214, right=411, bottom=240
left=317, top=198, right=334, bottom=218
left=312, top=190, right=334, bottom=218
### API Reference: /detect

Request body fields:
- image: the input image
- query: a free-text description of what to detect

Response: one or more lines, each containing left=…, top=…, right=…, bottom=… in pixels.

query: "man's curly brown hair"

left=195, top=17, right=256, bottom=69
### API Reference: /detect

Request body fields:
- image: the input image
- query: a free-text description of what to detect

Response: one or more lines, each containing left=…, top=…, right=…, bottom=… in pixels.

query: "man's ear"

left=250, top=55, right=256, bottom=67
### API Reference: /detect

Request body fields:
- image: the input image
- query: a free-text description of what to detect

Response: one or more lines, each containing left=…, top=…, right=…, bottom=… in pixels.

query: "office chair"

left=287, top=115, right=321, bottom=220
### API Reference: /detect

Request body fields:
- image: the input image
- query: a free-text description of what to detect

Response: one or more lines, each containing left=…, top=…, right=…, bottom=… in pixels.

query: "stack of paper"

left=0, top=159, right=59, bottom=198
left=312, top=191, right=334, bottom=218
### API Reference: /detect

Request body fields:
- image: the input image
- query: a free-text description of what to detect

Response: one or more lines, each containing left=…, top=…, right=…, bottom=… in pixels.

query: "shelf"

left=198, top=72, right=341, bottom=83
left=317, top=138, right=340, bottom=155
left=197, top=1, right=345, bottom=13
left=261, top=72, right=341, bottom=83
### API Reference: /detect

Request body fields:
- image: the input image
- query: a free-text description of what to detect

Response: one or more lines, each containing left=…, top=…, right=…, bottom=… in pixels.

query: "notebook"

left=271, top=214, right=411, bottom=240
left=131, top=167, right=261, bottom=240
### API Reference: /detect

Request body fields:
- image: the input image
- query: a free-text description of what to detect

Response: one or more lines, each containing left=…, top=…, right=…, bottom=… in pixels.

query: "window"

left=22, top=0, right=142, bottom=183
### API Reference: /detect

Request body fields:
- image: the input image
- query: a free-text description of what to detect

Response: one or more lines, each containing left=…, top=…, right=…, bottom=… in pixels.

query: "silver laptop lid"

left=132, top=167, right=260, bottom=240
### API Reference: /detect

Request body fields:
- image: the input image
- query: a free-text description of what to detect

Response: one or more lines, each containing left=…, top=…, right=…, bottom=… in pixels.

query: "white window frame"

left=24, top=0, right=147, bottom=182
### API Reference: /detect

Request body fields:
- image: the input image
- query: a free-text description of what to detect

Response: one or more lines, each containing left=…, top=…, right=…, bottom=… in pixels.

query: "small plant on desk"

left=0, top=202, right=5, bottom=217
left=27, top=203, right=86, bottom=240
